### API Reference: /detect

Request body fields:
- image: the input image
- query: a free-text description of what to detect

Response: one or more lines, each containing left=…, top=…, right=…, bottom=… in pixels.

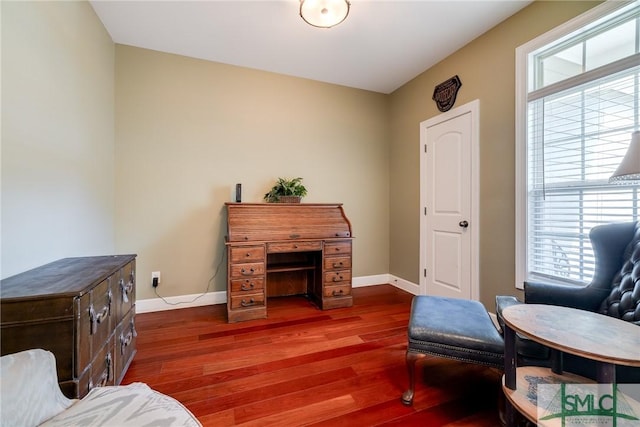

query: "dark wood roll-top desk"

left=225, top=203, right=354, bottom=323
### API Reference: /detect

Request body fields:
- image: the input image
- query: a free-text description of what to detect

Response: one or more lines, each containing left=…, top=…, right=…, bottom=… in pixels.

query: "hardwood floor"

left=122, top=285, right=503, bottom=426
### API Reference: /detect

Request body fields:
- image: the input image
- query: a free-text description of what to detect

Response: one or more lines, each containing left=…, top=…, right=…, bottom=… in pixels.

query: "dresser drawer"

left=323, top=256, right=351, bottom=270
left=77, top=279, right=112, bottom=377
left=114, top=260, right=135, bottom=324
left=115, top=309, right=136, bottom=384
left=89, top=335, right=115, bottom=390
left=230, top=262, right=265, bottom=278
left=324, top=270, right=351, bottom=284
left=324, top=241, right=352, bottom=255
left=323, top=284, right=351, bottom=298
left=230, top=277, right=265, bottom=293
left=230, top=292, right=265, bottom=310
left=230, top=245, right=265, bottom=263
left=267, top=241, right=322, bottom=253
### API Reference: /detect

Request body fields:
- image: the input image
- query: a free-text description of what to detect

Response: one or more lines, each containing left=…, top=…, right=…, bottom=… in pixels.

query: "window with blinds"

left=519, top=1, right=639, bottom=286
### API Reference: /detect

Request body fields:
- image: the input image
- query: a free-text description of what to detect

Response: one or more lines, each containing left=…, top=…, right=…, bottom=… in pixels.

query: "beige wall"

left=388, top=1, right=601, bottom=309
left=115, top=46, right=390, bottom=300
left=2, top=0, right=603, bottom=310
left=1, top=1, right=115, bottom=278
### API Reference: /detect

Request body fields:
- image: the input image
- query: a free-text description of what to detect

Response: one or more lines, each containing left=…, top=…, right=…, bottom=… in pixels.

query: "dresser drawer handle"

left=120, top=331, right=133, bottom=355
left=332, top=275, right=343, bottom=282
left=89, top=291, right=111, bottom=335
left=90, top=352, right=112, bottom=389
left=90, top=305, right=109, bottom=334
left=240, top=298, right=256, bottom=307
left=120, top=278, right=134, bottom=303
left=241, top=282, right=255, bottom=291
left=246, top=252, right=251, bottom=257
left=332, top=289, right=344, bottom=297
left=332, top=262, right=344, bottom=268
left=241, top=268, right=255, bottom=276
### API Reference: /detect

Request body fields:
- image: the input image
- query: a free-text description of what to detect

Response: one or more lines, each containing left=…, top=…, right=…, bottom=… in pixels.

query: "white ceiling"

left=89, top=0, right=533, bottom=94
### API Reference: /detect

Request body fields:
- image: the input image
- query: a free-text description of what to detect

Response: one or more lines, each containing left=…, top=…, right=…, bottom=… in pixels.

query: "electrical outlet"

left=151, top=271, right=161, bottom=287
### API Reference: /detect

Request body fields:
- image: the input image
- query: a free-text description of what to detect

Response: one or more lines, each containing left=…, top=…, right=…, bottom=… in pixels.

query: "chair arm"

left=495, top=295, right=522, bottom=332
left=524, top=280, right=608, bottom=311
left=495, top=295, right=551, bottom=362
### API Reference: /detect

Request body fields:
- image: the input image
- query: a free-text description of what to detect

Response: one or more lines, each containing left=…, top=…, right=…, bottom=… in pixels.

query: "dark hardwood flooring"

left=122, top=285, right=504, bottom=426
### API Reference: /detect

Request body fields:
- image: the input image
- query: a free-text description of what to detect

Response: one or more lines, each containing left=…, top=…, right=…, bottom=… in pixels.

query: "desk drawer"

left=230, top=246, right=265, bottom=263
left=323, top=284, right=351, bottom=298
left=230, top=278, right=265, bottom=293
left=324, top=241, right=352, bottom=255
left=267, top=241, right=322, bottom=253
left=324, top=256, right=351, bottom=270
left=324, top=270, right=351, bottom=284
left=230, top=293, right=265, bottom=309
left=230, top=262, right=265, bottom=278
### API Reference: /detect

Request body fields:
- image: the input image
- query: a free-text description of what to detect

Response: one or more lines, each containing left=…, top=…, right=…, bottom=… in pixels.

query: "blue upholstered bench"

left=401, top=295, right=504, bottom=406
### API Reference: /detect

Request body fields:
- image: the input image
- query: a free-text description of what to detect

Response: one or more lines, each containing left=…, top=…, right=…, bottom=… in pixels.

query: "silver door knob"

left=459, top=220, right=469, bottom=228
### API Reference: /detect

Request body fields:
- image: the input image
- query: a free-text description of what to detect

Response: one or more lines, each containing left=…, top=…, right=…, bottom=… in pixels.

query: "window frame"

left=515, top=0, right=638, bottom=289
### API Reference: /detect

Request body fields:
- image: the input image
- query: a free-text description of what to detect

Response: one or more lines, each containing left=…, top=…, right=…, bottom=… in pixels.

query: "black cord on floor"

left=153, top=248, right=226, bottom=306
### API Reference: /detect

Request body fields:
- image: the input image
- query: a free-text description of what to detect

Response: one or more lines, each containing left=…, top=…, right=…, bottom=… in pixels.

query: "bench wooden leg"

left=401, top=350, right=427, bottom=406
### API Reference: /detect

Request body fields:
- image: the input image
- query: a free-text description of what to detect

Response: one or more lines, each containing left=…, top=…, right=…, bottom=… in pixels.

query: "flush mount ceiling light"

left=300, top=0, right=350, bottom=28
left=609, top=131, right=640, bottom=184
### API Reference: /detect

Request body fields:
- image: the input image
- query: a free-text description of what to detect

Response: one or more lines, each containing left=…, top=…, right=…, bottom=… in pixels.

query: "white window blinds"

left=522, top=2, right=639, bottom=286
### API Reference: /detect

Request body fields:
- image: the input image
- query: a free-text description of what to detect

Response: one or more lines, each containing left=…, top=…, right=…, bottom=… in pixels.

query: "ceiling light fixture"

left=300, top=0, right=350, bottom=29
left=609, top=131, right=640, bottom=184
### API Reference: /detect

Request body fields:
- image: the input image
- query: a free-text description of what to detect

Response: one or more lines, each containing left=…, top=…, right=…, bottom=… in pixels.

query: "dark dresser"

left=0, top=254, right=137, bottom=398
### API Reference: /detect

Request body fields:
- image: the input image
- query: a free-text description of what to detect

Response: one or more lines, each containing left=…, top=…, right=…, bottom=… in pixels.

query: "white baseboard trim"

left=387, top=274, right=420, bottom=295
left=352, top=273, right=392, bottom=288
left=136, top=291, right=227, bottom=313
left=137, top=274, right=417, bottom=313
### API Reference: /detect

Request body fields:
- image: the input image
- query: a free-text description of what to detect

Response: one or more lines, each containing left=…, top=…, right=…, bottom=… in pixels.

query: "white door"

left=419, top=100, right=479, bottom=300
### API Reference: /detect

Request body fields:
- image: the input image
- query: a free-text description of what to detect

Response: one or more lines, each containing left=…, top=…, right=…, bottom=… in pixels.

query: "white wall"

left=1, top=1, right=116, bottom=278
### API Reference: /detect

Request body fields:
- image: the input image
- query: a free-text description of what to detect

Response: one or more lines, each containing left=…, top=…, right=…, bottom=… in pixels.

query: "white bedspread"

left=40, top=382, right=201, bottom=427
left=1, top=349, right=201, bottom=427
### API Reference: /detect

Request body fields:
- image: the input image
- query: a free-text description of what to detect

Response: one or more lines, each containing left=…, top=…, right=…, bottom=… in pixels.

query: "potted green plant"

left=263, top=177, right=308, bottom=203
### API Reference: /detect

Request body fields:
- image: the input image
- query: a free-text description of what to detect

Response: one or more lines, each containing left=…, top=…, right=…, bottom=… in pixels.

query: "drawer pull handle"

left=241, top=283, right=255, bottom=291
left=332, top=275, right=343, bottom=282
left=294, top=244, right=299, bottom=249
left=120, top=279, right=134, bottom=303
left=120, top=331, right=134, bottom=355
left=246, top=253, right=251, bottom=257
left=332, top=289, right=344, bottom=297
left=241, top=298, right=255, bottom=307
left=89, top=292, right=111, bottom=335
left=332, top=262, right=344, bottom=268
left=90, top=353, right=112, bottom=389
left=334, top=248, right=341, bottom=252
left=241, top=268, right=255, bottom=276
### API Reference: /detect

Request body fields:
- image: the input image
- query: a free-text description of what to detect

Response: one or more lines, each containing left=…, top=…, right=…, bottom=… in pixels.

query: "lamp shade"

left=300, top=0, right=350, bottom=28
left=609, top=131, right=640, bottom=184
